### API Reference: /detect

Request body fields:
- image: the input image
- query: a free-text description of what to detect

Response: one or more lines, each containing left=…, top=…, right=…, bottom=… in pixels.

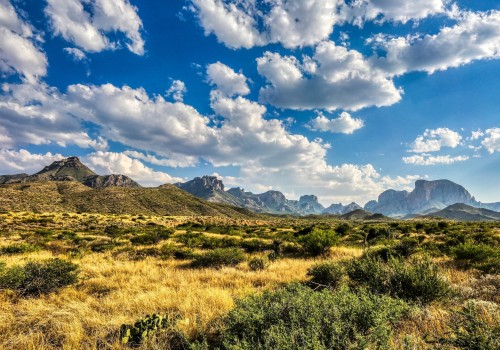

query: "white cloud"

left=206, top=62, right=250, bottom=96
left=166, top=80, right=187, bottom=102
left=123, top=150, right=197, bottom=168
left=0, top=149, right=64, bottom=174
left=83, top=151, right=182, bottom=186
left=0, top=82, right=105, bottom=150
left=482, top=128, right=500, bottom=154
left=308, top=111, right=364, bottom=134
left=347, top=0, right=446, bottom=25
left=409, top=128, right=462, bottom=153
left=45, top=0, right=144, bottom=55
left=0, top=0, right=47, bottom=82
left=189, top=0, right=450, bottom=50
left=257, top=42, right=402, bottom=111
left=64, top=47, right=87, bottom=62
left=372, top=10, right=500, bottom=75
left=403, top=154, right=469, bottom=165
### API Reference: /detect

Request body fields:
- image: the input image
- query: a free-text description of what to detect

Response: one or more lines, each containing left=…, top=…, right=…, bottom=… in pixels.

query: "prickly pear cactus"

left=120, top=312, right=180, bottom=345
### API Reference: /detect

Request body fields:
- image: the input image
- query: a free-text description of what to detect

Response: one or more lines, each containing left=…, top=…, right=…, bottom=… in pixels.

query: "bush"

left=191, top=248, right=245, bottom=269
left=306, top=261, right=345, bottom=289
left=219, top=283, right=410, bottom=350
left=299, top=228, right=339, bottom=256
left=248, top=257, right=268, bottom=271
left=0, top=258, right=79, bottom=296
left=347, top=255, right=450, bottom=304
left=436, top=300, right=500, bottom=349
left=0, top=243, right=40, bottom=255
left=451, top=243, right=500, bottom=273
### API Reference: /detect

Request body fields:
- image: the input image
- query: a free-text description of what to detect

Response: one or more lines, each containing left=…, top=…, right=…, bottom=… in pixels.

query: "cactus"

left=119, top=312, right=180, bottom=345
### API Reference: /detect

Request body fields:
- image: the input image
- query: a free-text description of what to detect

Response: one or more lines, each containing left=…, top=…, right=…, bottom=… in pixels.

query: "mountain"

left=176, top=176, right=325, bottom=215
left=0, top=181, right=257, bottom=218
left=323, top=202, right=362, bottom=215
left=422, top=203, right=500, bottom=221
left=0, top=157, right=140, bottom=188
left=340, top=209, right=388, bottom=221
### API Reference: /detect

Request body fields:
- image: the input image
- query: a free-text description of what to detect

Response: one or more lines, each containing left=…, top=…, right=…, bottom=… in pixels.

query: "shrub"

left=347, top=255, right=450, bottom=304
left=0, top=258, right=78, bottom=296
left=451, top=243, right=500, bottom=273
left=306, top=261, right=345, bottom=289
left=0, top=243, right=40, bottom=255
left=299, top=228, right=339, bottom=256
left=248, top=257, right=268, bottom=271
left=436, top=300, right=500, bottom=350
left=191, top=248, right=245, bottom=269
left=219, top=283, right=410, bottom=350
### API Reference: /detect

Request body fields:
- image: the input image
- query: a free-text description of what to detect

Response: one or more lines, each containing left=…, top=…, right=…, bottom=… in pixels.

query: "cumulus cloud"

left=189, top=0, right=450, bottom=50
left=0, top=0, right=47, bottom=82
left=206, top=62, right=250, bottom=96
left=166, top=80, right=187, bottom=102
left=0, top=149, right=64, bottom=174
left=409, top=128, right=462, bottom=153
left=347, top=0, right=446, bottom=25
left=371, top=10, right=500, bottom=75
left=402, top=154, right=469, bottom=165
left=308, top=111, right=364, bottom=134
left=45, top=0, right=144, bottom=55
left=123, top=150, right=197, bottom=168
left=257, top=42, right=402, bottom=111
left=64, top=47, right=87, bottom=62
left=482, top=128, right=500, bottom=154
left=83, top=151, right=182, bottom=186
left=0, top=82, right=106, bottom=150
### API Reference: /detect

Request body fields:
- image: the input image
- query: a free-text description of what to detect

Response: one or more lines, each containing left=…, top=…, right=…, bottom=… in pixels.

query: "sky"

left=0, top=0, right=499, bottom=206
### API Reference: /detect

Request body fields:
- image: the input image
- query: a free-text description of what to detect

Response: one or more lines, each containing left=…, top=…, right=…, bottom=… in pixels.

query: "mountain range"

left=0, top=157, right=498, bottom=220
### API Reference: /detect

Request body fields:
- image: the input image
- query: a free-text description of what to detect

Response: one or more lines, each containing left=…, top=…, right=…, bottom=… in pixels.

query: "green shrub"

left=191, top=248, right=245, bottom=269
left=0, top=258, right=78, bottom=296
left=299, top=228, right=339, bottom=256
left=248, top=257, right=268, bottom=271
left=451, top=243, right=500, bottom=273
left=347, top=255, right=450, bottom=304
left=436, top=300, right=500, bottom=350
left=219, top=283, right=410, bottom=350
left=0, top=243, right=40, bottom=255
left=306, top=261, right=345, bottom=289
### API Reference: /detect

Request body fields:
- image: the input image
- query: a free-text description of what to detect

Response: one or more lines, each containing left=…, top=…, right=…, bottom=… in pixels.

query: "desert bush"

left=191, top=248, right=245, bottom=269
left=347, top=255, right=450, bottom=304
left=306, top=261, right=345, bottom=289
left=219, top=283, right=410, bottom=350
left=451, top=243, right=500, bottom=273
left=368, top=237, right=420, bottom=261
left=0, top=243, right=40, bottom=255
left=299, top=228, right=339, bottom=256
left=0, top=258, right=78, bottom=296
left=248, top=257, right=268, bottom=271
left=436, top=300, right=500, bottom=350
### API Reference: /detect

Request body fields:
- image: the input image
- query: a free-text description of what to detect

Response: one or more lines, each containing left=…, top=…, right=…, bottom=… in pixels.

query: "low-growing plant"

left=191, top=248, right=245, bottom=269
left=120, top=312, right=181, bottom=345
left=0, top=258, right=78, bottom=296
left=299, top=228, right=339, bottom=256
left=0, top=243, right=40, bottom=255
left=248, top=257, right=268, bottom=271
left=451, top=243, right=500, bottom=273
left=306, top=261, right=345, bottom=289
left=219, top=283, right=410, bottom=349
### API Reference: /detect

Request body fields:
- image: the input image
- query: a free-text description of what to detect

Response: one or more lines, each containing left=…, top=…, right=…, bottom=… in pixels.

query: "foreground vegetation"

left=0, top=211, right=498, bottom=349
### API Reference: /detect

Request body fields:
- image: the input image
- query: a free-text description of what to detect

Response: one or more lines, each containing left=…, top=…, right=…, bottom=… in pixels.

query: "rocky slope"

left=422, top=203, right=500, bottom=221
left=0, top=157, right=140, bottom=188
left=176, top=176, right=326, bottom=215
left=323, top=202, right=362, bottom=215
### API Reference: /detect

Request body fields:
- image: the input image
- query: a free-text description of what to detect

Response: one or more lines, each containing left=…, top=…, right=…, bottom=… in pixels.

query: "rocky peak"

left=299, top=195, right=319, bottom=204
left=35, top=156, right=96, bottom=182
left=227, top=187, right=246, bottom=198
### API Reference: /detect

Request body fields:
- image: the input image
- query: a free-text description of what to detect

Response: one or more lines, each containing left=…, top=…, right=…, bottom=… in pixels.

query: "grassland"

left=0, top=211, right=499, bottom=349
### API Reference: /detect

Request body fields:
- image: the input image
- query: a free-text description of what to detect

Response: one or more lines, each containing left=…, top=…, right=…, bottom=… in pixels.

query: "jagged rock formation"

left=323, top=202, right=362, bottom=215
left=176, top=176, right=325, bottom=215
left=364, top=179, right=500, bottom=217
left=0, top=157, right=140, bottom=188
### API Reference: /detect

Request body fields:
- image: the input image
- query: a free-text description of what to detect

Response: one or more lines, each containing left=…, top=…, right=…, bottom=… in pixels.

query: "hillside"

left=340, top=209, right=388, bottom=221
left=0, top=181, right=258, bottom=218
left=423, top=203, right=500, bottom=222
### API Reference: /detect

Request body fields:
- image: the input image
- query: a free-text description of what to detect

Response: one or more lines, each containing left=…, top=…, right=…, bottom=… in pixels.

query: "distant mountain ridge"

left=0, top=157, right=140, bottom=189
left=365, top=179, right=500, bottom=217
left=422, top=203, right=500, bottom=222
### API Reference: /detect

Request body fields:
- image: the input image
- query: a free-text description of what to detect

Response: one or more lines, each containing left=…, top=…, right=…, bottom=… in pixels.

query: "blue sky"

left=0, top=0, right=499, bottom=206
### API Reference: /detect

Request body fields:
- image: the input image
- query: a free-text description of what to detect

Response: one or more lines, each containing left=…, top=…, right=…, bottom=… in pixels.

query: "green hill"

left=0, top=181, right=259, bottom=218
